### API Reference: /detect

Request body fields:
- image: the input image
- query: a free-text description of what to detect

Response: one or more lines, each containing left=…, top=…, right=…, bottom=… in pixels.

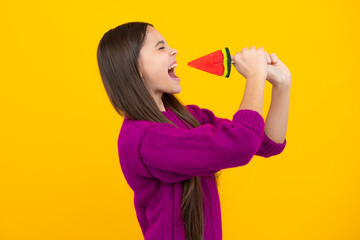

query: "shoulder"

left=119, top=118, right=163, bottom=138
left=118, top=118, right=179, bottom=148
left=119, top=104, right=205, bottom=146
left=117, top=118, right=171, bottom=166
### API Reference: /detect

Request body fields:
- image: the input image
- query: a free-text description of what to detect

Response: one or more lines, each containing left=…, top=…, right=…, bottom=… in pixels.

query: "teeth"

left=168, top=63, right=177, bottom=70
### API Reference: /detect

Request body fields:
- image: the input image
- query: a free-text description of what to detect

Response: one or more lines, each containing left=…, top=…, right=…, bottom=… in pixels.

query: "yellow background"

left=1, top=0, right=359, bottom=239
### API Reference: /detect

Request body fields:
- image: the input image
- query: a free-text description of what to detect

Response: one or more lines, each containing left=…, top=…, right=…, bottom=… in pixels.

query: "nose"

left=170, top=48, right=177, bottom=56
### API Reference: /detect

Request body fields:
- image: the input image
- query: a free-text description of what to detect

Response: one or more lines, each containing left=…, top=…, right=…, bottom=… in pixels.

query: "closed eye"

left=159, top=46, right=165, bottom=50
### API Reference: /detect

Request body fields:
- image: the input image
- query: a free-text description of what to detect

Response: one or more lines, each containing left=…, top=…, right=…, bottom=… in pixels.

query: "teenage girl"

left=96, top=21, right=290, bottom=240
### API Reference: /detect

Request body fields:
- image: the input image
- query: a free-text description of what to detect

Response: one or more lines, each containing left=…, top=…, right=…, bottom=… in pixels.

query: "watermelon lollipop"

left=187, top=47, right=234, bottom=78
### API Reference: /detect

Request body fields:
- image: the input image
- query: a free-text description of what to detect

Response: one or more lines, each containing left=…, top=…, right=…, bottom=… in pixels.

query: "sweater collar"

left=161, top=106, right=170, bottom=113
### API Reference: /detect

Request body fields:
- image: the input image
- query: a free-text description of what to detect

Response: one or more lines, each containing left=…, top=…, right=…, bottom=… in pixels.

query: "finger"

left=270, top=53, right=278, bottom=63
left=230, top=55, right=235, bottom=64
left=264, top=51, right=271, bottom=64
left=257, top=47, right=270, bottom=63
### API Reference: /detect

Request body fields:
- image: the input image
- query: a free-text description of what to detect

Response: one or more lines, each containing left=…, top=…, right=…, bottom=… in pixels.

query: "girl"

left=96, top=21, right=290, bottom=240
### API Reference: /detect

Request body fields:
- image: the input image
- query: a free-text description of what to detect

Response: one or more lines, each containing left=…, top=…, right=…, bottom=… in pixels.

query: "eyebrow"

left=155, top=40, right=165, bottom=48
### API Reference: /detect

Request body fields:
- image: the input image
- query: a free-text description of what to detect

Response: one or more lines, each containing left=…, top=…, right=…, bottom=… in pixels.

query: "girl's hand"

left=230, top=46, right=268, bottom=81
left=263, top=51, right=291, bottom=88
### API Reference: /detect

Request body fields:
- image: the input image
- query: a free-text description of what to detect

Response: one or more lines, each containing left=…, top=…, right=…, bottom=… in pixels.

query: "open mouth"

left=168, top=68, right=179, bottom=79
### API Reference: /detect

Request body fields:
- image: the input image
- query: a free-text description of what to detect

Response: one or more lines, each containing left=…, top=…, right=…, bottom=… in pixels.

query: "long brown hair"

left=96, top=21, right=221, bottom=240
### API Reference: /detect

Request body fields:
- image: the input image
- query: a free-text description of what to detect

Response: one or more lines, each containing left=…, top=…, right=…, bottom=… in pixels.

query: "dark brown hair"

left=96, top=21, right=221, bottom=240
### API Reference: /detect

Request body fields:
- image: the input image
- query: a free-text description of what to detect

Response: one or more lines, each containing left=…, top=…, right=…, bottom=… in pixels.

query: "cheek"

left=141, top=57, right=168, bottom=81
left=144, top=68, right=167, bottom=86
left=151, top=64, right=168, bottom=81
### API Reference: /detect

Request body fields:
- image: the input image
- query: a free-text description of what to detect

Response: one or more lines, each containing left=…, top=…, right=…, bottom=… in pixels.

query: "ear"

left=139, top=70, right=145, bottom=81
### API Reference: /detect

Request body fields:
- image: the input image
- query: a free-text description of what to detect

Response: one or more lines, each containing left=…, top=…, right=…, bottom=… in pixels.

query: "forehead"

left=144, top=26, right=166, bottom=47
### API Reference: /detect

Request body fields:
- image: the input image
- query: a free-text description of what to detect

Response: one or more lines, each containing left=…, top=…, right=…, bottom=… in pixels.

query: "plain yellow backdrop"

left=1, top=0, right=359, bottom=239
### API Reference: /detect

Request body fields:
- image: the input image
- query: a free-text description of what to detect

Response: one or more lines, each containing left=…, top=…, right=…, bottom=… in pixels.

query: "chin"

left=175, top=85, right=181, bottom=93
left=171, top=88, right=181, bottom=94
left=165, top=86, right=181, bottom=94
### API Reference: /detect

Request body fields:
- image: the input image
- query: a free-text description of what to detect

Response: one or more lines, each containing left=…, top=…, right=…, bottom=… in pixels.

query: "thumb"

left=270, top=53, right=279, bottom=64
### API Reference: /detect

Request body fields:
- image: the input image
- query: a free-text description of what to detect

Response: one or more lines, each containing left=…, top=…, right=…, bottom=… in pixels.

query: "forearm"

left=239, top=76, right=265, bottom=116
left=264, top=84, right=290, bottom=143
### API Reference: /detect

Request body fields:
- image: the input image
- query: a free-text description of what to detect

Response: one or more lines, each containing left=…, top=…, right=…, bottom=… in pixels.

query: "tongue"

left=168, top=69, right=178, bottom=78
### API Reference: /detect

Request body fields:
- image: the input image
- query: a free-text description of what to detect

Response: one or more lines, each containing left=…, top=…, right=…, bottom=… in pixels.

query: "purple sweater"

left=117, top=104, right=286, bottom=240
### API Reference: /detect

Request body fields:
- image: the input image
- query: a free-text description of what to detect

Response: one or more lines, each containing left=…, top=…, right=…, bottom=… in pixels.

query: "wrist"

left=247, top=73, right=266, bottom=81
left=273, top=77, right=291, bottom=90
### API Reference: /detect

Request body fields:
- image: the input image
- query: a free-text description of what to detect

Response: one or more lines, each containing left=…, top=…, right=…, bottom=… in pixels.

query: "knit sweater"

left=117, top=104, right=287, bottom=240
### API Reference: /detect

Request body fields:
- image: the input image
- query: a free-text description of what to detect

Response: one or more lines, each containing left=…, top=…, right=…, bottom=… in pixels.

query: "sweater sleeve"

left=139, top=109, right=264, bottom=183
left=185, top=104, right=287, bottom=158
